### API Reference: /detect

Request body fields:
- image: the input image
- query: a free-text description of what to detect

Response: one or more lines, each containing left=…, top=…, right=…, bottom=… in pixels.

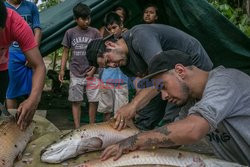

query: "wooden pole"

left=52, top=50, right=57, bottom=71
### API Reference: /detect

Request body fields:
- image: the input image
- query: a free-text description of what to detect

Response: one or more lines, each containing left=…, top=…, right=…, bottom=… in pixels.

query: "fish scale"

left=77, top=149, right=245, bottom=167
left=0, top=117, right=34, bottom=167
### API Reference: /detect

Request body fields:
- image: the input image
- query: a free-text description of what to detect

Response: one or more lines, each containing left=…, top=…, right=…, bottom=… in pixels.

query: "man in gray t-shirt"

left=86, top=24, right=213, bottom=130
left=100, top=51, right=249, bottom=165
left=188, top=66, right=250, bottom=164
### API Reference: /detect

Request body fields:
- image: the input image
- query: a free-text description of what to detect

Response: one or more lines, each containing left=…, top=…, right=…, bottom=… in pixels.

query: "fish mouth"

left=40, top=140, right=58, bottom=157
left=40, top=148, right=47, bottom=156
left=41, top=147, right=64, bottom=162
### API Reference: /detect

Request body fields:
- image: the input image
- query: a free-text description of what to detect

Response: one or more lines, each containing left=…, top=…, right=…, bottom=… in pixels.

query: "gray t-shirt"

left=62, top=26, right=101, bottom=77
left=189, top=66, right=250, bottom=165
left=121, top=24, right=213, bottom=77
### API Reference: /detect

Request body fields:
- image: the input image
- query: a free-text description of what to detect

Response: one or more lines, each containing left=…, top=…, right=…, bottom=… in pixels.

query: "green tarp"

left=40, top=0, right=250, bottom=74
left=163, top=0, right=250, bottom=74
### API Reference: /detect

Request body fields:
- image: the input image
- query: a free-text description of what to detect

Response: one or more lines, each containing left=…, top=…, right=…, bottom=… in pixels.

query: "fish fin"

left=16, top=152, right=23, bottom=161
left=89, top=137, right=103, bottom=148
left=78, top=137, right=103, bottom=153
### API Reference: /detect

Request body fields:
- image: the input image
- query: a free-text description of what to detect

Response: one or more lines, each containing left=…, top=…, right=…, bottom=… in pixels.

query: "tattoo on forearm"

left=154, top=126, right=171, bottom=136
left=143, top=126, right=176, bottom=148
left=119, top=134, right=139, bottom=150
left=144, top=137, right=175, bottom=148
left=118, top=126, right=176, bottom=151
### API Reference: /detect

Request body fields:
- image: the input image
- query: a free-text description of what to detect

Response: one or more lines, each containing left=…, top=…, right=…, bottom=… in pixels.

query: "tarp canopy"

left=40, top=0, right=250, bottom=74
left=39, top=0, right=141, bottom=56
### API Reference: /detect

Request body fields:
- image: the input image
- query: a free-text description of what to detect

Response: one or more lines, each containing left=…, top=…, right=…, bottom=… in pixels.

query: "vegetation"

left=38, top=0, right=62, bottom=11
left=208, top=0, right=250, bottom=36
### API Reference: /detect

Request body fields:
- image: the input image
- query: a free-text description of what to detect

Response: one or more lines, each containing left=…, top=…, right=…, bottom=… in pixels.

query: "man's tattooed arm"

left=117, top=114, right=210, bottom=150
left=116, top=125, right=176, bottom=151
left=117, top=134, right=140, bottom=153
left=144, top=126, right=176, bottom=148
left=137, top=125, right=177, bottom=149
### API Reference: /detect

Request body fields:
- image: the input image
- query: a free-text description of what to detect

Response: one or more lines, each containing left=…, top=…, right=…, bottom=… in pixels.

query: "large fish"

left=76, top=149, right=245, bottom=167
left=40, top=120, right=139, bottom=163
left=0, top=116, right=34, bottom=167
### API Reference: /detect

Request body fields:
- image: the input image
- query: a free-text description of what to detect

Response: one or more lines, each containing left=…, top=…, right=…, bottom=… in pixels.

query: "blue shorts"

left=6, top=51, right=32, bottom=99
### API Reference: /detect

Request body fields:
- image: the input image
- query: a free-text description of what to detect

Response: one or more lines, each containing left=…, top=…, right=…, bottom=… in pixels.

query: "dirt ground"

left=37, top=89, right=74, bottom=130
left=38, top=56, right=76, bottom=130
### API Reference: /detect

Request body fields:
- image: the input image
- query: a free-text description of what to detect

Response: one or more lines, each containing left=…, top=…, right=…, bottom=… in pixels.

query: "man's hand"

left=100, top=135, right=139, bottom=161
left=114, top=103, right=137, bottom=131
left=58, top=70, right=65, bottom=83
left=100, top=144, right=124, bottom=161
left=113, top=87, right=159, bottom=131
left=16, top=98, right=38, bottom=130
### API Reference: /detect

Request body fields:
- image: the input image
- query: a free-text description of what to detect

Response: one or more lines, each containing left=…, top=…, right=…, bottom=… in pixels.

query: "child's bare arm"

left=59, top=47, right=69, bottom=82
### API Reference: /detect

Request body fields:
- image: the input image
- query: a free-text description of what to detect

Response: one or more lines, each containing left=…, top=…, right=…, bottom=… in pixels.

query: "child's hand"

left=86, top=70, right=94, bottom=77
left=86, top=66, right=96, bottom=77
left=58, top=70, right=65, bottom=82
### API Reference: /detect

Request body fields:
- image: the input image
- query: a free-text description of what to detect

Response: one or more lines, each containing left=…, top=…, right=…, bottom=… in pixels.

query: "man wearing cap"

left=100, top=50, right=250, bottom=166
left=86, top=24, right=213, bottom=130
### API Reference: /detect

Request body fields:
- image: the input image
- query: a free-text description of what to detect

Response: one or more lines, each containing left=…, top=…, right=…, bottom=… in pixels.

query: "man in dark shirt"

left=86, top=24, right=213, bottom=130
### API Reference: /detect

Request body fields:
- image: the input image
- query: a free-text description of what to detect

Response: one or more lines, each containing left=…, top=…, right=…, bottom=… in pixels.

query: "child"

left=99, top=5, right=128, bottom=37
left=143, top=4, right=158, bottom=24
left=58, top=3, right=100, bottom=128
left=98, top=12, right=129, bottom=121
left=113, top=5, right=128, bottom=25
left=103, top=12, right=127, bottom=35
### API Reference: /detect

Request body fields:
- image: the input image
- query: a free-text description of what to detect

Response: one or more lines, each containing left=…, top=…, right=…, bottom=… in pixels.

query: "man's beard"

left=120, top=54, right=127, bottom=66
left=113, top=48, right=127, bottom=66
left=177, top=79, right=190, bottom=107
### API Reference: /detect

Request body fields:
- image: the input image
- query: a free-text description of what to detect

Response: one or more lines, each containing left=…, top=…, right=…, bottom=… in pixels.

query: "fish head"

left=41, top=136, right=81, bottom=163
left=41, top=130, right=103, bottom=163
